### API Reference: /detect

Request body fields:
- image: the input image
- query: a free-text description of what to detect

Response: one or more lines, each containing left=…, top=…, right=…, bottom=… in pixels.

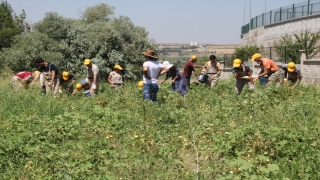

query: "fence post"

left=280, top=7, right=282, bottom=21
left=284, top=46, right=287, bottom=64
left=270, top=10, right=272, bottom=23
left=307, top=0, right=310, bottom=15
left=292, top=4, right=295, bottom=18
left=299, top=50, right=306, bottom=84
left=269, top=47, right=272, bottom=59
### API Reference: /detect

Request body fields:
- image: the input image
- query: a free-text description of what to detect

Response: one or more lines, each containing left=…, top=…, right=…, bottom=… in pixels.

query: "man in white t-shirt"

left=84, top=59, right=101, bottom=96
left=142, top=49, right=169, bottom=102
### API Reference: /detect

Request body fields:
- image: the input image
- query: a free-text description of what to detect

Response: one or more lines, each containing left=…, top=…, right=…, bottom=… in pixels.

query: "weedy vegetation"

left=0, top=74, right=320, bottom=179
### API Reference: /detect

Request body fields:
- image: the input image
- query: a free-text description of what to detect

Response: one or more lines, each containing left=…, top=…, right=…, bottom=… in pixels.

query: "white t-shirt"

left=143, top=61, right=164, bottom=84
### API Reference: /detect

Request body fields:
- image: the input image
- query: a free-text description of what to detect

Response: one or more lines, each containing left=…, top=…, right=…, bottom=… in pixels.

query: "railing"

left=241, top=0, right=320, bottom=35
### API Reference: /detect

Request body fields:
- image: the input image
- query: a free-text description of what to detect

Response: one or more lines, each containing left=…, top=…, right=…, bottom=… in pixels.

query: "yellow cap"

left=287, top=62, right=295, bottom=72
left=62, top=71, right=69, bottom=80
left=251, top=53, right=261, bottom=61
left=33, top=71, right=40, bottom=75
left=233, top=59, right=242, bottom=67
left=190, top=55, right=197, bottom=61
left=75, top=83, right=82, bottom=91
left=84, top=59, right=91, bottom=65
left=114, top=65, right=123, bottom=70
left=138, top=81, right=144, bottom=90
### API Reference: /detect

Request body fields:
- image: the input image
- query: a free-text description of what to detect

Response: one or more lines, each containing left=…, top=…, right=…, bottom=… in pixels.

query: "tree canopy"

left=0, top=0, right=30, bottom=50
left=0, top=2, right=156, bottom=80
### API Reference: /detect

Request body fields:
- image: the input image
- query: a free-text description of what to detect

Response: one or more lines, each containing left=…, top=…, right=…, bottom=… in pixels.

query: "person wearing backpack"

left=32, top=58, right=60, bottom=95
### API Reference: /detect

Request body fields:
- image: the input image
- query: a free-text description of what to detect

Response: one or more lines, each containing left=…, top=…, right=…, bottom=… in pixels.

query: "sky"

left=8, top=0, right=307, bottom=44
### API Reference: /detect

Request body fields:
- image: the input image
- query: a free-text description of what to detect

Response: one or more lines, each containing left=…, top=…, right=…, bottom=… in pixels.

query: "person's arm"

left=143, top=66, right=151, bottom=79
left=216, top=64, right=222, bottom=76
left=72, top=88, right=78, bottom=95
left=50, top=70, right=56, bottom=86
left=159, top=77, right=168, bottom=85
left=31, top=73, right=40, bottom=87
left=248, top=71, right=254, bottom=84
left=108, top=74, right=115, bottom=88
left=258, top=68, right=269, bottom=77
left=172, top=75, right=179, bottom=82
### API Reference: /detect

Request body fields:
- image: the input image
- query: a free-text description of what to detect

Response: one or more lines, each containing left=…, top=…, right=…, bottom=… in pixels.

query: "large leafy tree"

left=81, top=3, right=115, bottom=23
left=1, top=3, right=156, bottom=80
left=0, top=0, right=30, bottom=50
left=273, top=30, right=320, bottom=64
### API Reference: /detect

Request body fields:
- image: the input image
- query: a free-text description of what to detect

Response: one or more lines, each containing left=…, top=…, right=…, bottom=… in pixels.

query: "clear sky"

left=8, top=0, right=307, bottom=44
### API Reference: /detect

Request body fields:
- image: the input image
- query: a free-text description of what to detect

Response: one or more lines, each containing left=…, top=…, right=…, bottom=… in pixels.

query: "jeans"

left=143, top=83, right=159, bottom=102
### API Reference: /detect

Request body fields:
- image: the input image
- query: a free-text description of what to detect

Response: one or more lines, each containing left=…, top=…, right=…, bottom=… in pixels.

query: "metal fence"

left=241, top=0, right=320, bottom=35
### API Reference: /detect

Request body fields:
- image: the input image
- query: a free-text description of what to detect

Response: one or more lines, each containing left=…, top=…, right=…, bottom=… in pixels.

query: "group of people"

left=232, top=53, right=302, bottom=94
left=11, top=57, right=124, bottom=97
left=10, top=50, right=302, bottom=101
left=141, top=51, right=302, bottom=103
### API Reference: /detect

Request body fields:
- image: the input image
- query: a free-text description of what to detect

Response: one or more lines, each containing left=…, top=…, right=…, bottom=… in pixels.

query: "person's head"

left=75, top=83, right=83, bottom=91
left=251, top=53, right=262, bottom=63
left=162, top=61, right=173, bottom=69
left=32, top=71, right=40, bottom=78
left=138, top=81, right=144, bottom=90
left=190, top=55, right=197, bottom=62
left=233, top=59, right=243, bottom=69
left=287, top=62, right=295, bottom=72
left=35, top=58, right=46, bottom=67
left=62, top=71, right=69, bottom=80
left=141, top=49, right=158, bottom=61
left=209, top=55, right=217, bottom=62
left=114, top=65, right=123, bottom=72
left=84, top=59, right=92, bottom=67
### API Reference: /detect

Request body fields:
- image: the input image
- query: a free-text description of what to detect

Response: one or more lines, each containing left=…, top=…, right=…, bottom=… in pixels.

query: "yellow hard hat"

left=138, top=81, right=144, bottom=90
left=33, top=71, right=40, bottom=75
left=84, top=59, right=91, bottom=65
left=62, top=71, right=69, bottom=80
left=233, top=59, right=242, bottom=67
left=190, top=55, right=197, bottom=61
left=251, top=53, right=261, bottom=61
left=287, top=62, right=295, bottom=72
left=114, top=65, right=123, bottom=70
left=76, top=83, right=82, bottom=91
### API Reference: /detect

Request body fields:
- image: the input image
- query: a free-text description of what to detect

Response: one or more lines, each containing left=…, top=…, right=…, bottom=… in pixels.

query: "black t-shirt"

left=39, top=62, right=59, bottom=75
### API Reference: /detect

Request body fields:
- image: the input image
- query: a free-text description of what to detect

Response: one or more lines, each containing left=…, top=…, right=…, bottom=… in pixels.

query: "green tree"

left=234, top=43, right=259, bottom=62
left=273, top=30, right=320, bottom=64
left=1, top=5, right=156, bottom=80
left=0, top=0, right=30, bottom=50
left=81, top=3, right=115, bottom=23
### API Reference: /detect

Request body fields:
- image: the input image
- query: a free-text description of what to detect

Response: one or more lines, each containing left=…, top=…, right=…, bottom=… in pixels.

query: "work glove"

left=249, top=83, right=255, bottom=90
left=92, top=83, right=97, bottom=90
left=284, top=78, right=288, bottom=84
left=68, top=82, right=73, bottom=87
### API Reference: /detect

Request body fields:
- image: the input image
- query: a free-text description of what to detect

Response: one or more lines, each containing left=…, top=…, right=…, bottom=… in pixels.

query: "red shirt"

left=15, top=71, right=32, bottom=80
left=182, top=61, right=195, bottom=77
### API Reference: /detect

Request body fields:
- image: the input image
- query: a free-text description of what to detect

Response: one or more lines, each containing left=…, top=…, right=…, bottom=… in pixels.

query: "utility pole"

left=243, top=0, right=246, bottom=25
left=249, top=0, right=251, bottom=28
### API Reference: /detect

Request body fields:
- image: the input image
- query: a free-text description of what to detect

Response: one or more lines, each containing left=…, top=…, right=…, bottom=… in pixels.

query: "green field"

left=0, top=75, right=320, bottom=179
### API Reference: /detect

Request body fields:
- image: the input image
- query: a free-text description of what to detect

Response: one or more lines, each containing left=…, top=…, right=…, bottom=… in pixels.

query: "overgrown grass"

left=0, top=76, right=319, bottom=179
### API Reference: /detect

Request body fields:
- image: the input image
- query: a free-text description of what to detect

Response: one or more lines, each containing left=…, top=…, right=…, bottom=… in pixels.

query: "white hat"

left=162, top=61, right=173, bottom=69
